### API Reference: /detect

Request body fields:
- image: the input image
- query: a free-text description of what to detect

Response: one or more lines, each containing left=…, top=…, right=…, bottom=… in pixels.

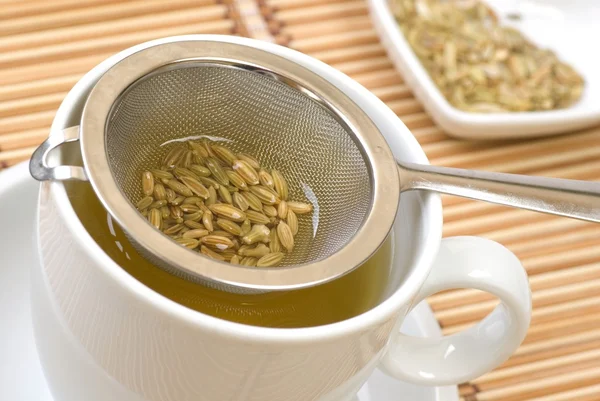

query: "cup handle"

left=380, top=236, right=531, bottom=385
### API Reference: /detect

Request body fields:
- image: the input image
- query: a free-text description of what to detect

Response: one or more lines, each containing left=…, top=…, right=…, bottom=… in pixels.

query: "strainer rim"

left=80, top=40, right=400, bottom=290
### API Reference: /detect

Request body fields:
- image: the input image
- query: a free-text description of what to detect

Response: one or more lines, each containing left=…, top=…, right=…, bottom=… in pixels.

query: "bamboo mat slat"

left=0, top=0, right=218, bottom=37
left=0, top=6, right=228, bottom=54
left=0, top=0, right=237, bottom=167
left=1, top=1, right=599, bottom=400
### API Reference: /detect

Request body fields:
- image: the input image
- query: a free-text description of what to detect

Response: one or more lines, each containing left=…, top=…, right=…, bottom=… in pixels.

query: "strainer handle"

left=398, top=162, right=600, bottom=223
left=30, top=126, right=87, bottom=182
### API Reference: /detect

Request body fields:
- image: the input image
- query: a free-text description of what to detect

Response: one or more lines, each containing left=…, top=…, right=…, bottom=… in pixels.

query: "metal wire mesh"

left=106, top=63, right=373, bottom=268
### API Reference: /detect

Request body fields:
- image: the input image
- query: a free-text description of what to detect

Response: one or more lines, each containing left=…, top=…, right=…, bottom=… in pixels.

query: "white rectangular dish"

left=368, top=0, right=600, bottom=139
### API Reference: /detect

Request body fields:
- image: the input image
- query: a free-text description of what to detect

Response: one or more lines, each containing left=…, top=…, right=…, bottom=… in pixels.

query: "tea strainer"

left=30, top=38, right=600, bottom=292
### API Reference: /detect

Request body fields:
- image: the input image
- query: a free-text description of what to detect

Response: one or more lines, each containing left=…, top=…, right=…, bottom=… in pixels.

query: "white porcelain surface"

left=33, top=35, right=530, bottom=401
left=369, top=0, right=600, bottom=139
left=0, top=163, right=458, bottom=401
left=381, top=237, right=531, bottom=385
left=0, top=164, right=52, bottom=401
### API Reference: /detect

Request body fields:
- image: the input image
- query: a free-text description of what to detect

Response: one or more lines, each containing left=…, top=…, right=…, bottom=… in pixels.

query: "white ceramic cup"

left=32, top=35, right=531, bottom=401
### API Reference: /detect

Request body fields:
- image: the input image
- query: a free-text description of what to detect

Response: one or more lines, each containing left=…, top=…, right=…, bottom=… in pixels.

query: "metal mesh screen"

left=106, top=63, right=372, bottom=268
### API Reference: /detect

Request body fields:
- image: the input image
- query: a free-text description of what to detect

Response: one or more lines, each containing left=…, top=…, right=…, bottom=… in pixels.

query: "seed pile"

left=392, top=0, right=585, bottom=112
left=136, top=141, right=313, bottom=267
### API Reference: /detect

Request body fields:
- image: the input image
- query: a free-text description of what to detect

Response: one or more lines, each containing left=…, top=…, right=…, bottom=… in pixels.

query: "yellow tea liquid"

left=67, top=183, right=392, bottom=328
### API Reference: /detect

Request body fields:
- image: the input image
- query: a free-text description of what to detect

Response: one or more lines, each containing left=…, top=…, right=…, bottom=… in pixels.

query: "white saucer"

left=0, top=162, right=458, bottom=401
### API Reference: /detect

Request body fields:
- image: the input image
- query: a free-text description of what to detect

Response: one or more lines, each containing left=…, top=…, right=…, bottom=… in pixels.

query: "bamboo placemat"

left=1, top=1, right=599, bottom=400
